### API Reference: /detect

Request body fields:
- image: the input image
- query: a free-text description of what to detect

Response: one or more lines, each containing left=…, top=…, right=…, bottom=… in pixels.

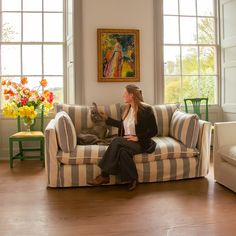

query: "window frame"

left=163, top=0, right=219, bottom=105
left=0, top=0, right=67, bottom=108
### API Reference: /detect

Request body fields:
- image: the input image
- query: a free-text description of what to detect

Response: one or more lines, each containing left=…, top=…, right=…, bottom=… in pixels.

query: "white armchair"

left=213, top=122, right=236, bottom=192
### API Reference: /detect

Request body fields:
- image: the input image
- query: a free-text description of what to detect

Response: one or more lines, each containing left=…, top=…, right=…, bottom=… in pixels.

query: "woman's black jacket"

left=105, top=105, right=158, bottom=153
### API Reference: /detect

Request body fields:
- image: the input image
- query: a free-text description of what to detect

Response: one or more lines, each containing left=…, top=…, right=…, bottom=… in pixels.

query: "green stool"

left=184, top=98, right=209, bottom=121
left=9, top=107, right=45, bottom=168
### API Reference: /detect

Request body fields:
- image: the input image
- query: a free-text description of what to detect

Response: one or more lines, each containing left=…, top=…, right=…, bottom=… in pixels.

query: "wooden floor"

left=0, top=160, right=235, bottom=236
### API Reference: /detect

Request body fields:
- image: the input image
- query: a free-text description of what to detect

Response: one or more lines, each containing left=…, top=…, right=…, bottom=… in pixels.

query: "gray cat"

left=77, top=102, right=111, bottom=145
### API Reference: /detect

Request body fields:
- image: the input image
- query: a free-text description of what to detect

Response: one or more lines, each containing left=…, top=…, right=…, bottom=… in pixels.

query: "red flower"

left=21, top=97, right=29, bottom=105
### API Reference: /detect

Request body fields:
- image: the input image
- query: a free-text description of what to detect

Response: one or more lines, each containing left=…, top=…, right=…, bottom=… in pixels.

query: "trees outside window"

left=163, top=0, right=218, bottom=104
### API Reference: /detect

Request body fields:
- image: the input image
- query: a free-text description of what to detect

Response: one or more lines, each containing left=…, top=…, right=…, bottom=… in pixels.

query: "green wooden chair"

left=184, top=98, right=209, bottom=121
left=9, top=106, right=45, bottom=168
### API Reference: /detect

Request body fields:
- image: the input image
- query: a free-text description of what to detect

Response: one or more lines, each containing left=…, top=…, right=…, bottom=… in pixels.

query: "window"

left=163, top=0, right=218, bottom=104
left=0, top=0, right=64, bottom=107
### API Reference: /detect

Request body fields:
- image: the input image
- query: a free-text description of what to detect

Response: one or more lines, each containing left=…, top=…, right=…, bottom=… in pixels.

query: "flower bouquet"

left=1, top=77, right=54, bottom=131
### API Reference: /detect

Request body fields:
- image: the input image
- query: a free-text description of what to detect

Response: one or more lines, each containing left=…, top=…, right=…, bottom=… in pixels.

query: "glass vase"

left=23, top=117, right=34, bottom=132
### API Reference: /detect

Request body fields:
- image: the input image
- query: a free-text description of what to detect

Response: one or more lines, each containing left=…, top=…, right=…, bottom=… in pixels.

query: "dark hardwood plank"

left=0, top=160, right=235, bottom=236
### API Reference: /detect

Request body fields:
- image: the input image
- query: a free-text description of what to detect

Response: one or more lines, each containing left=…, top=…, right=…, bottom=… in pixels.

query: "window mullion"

left=21, top=0, right=23, bottom=76
left=42, top=0, right=44, bottom=85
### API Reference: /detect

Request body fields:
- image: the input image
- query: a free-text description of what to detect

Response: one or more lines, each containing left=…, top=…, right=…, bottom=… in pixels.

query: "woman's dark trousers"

left=98, top=137, right=142, bottom=182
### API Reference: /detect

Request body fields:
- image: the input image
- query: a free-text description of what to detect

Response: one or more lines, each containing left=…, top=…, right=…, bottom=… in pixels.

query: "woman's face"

left=123, top=88, right=133, bottom=104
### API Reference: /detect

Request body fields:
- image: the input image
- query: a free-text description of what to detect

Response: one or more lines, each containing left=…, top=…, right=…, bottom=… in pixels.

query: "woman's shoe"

left=128, top=180, right=137, bottom=191
left=87, top=175, right=110, bottom=186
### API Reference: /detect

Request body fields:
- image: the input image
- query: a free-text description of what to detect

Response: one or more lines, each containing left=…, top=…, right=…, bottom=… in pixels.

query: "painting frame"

left=97, top=28, right=140, bottom=82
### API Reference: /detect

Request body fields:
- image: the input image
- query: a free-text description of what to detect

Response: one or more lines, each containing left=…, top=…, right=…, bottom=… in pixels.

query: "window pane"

left=2, top=0, right=21, bottom=11
left=22, top=45, right=42, bottom=75
left=179, top=0, right=196, bottom=16
left=198, top=17, right=215, bottom=44
left=1, top=45, right=21, bottom=75
left=44, top=45, right=63, bottom=75
left=197, top=0, right=214, bottom=16
left=23, top=76, right=42, bottom=90
left=44, top=13, right=63, bottom=42
left=182, top=76, right=199, bottom=99
left=44, top=0, right=63, bottom=12
left=180, top=17, right=197, bottom=44
left=23, top=13, right=42, bottom=42
left=164, top=16, right=179, bottom=44
left=2, top=13, right=21, bottom=42
left=200, top=76, right=216, bottom=104
left=23, top=0, right=42, bottom=11
left=44, top=76, right=63, bottom=103
left=164, top=46, right=180, bottom=75
left=163, top=0, right=178, bottom=15
left=164, top=76, right=181, bottom=103
left=200, top=46, right=216, bottom=75
left=182, top=46, right=198, bottom=75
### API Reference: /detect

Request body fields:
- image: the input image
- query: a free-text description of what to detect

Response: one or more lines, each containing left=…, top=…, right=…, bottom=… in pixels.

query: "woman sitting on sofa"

left=87, top=84, right=158, bottom=190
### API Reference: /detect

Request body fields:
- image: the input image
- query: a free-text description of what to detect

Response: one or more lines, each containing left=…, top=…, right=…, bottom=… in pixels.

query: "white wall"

left=81, top=0, right=155, bottom=105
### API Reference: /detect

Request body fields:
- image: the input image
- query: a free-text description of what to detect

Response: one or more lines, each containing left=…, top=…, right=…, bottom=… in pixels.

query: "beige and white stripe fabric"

left=54, top=111, right=77, bottom=153
left=56, top=137, right=199, bottom=165
left=45, top=104, right=211, bottom=188
left=52, top=156, right=199, bottom=187
left=170, top=110, right=200, bottom=148
left=55, top=103, right=121, bottom=136
left=152, top=104, right=178, bottom=137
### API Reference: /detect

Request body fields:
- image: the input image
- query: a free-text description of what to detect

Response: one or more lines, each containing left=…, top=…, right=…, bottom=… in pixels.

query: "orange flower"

left=1, top=80, right=6, bottom=86
left=4, top=89, right=14, bottom=96
left=40, top=79, right=48, bottom=87
left=6, top=81, right=11, bottom=86
left=23, top=88, right=30, bottom=95
left=11, top=82, right=17, bottom=89
left=21, top=77, right=28, bottom=85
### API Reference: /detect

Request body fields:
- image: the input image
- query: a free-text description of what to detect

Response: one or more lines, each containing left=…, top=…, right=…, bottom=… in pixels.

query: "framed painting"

left=97, top=28, right=140, bottom=82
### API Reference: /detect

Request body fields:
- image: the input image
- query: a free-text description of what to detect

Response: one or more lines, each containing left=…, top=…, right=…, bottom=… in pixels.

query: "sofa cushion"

left=55, top=111, right=77, bottom=153
left=170, top=110, right=200, bottom=148
left=56, top=137, right=199, bottom=165
left=218, top=145, right=236, bottom=167
left=152, top=104, right=178, bottom=137
left=55, top=103, right=121, bottom=136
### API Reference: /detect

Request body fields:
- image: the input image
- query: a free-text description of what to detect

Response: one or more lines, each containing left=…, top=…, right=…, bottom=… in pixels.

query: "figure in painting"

left=104, top=37, right=123, bottom=78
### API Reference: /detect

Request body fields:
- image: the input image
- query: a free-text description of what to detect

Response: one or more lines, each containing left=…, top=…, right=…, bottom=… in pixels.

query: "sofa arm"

left=197, top=120, right=212, bottom=176
left=45, top=119, right=59, bottom=187
left=213, top=122, right=236, bottom=167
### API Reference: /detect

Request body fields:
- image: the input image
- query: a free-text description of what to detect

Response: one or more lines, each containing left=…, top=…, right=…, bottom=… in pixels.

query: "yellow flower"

left=18, top=106, right=37, bottom=119
left=3, top=103, right=19, bottom=118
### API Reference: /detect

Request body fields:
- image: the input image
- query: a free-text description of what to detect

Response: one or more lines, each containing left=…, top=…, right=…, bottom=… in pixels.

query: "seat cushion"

left=56, top=137, right=199, bottom=165
left=170, top=110, right=200, bottom=148
left=218, top=145, right=236, bottom=167
left=55, top=111, right=77, bottom=153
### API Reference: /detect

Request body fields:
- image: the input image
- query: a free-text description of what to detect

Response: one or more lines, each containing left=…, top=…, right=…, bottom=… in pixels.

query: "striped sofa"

left=45, top=103, right=212, bottom=187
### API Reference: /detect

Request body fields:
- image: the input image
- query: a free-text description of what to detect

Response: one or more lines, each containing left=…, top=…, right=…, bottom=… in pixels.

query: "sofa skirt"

left=50, top=156, right=200, bottom=188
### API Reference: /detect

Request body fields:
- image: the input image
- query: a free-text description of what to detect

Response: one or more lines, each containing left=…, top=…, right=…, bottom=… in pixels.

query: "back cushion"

left=170, top=110, right=200, bottom=148
left=152, top=104, right=178, bottom=136
left=55, top=103, right=121, bottom=136
left=55, top=111, right=77, bottom=153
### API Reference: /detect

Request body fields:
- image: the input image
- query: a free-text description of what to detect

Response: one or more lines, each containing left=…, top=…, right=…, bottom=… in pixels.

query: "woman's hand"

left=124, top=135, right=139, bottom=142
left=99, top=111, right=108, bottom=120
